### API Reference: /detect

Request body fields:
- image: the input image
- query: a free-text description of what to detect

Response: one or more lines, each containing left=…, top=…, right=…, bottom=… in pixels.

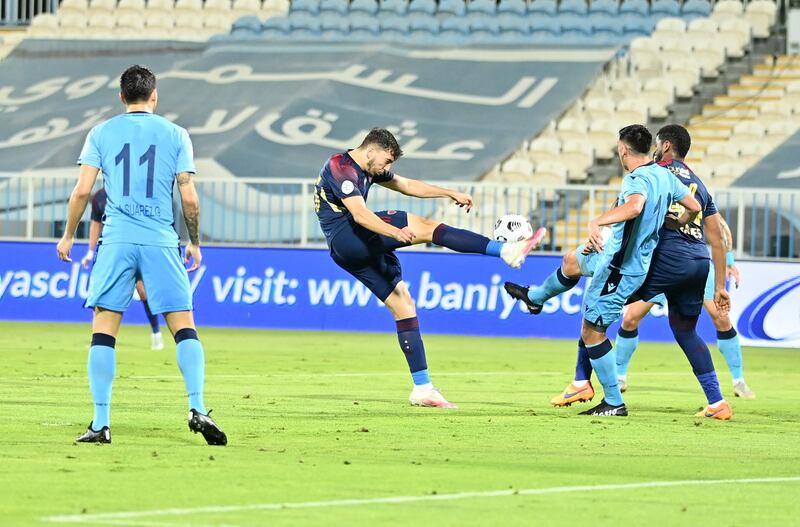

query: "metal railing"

left=1, top=0, right=57, bottom=25
left=1, top=174, right=799, bottom=260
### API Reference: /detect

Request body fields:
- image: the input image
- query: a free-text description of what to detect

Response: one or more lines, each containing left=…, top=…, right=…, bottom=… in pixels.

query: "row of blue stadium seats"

left=288, top=0, right=712, bottom=18
left=228, top=12, right=673, bottom=39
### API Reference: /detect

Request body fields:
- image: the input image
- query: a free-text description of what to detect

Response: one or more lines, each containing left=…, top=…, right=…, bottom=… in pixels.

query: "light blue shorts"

left=87, top=243, right=192, bottom=315
left=576, top=245, right=666, bottom=310
left=582, top=258, right=647, bottom=329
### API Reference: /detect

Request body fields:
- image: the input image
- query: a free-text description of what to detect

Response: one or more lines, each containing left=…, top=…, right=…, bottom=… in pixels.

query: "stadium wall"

left=2, top=241, right=798, bottom=347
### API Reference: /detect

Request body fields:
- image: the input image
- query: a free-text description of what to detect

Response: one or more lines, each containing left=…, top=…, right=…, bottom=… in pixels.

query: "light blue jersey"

left=78, top=112, right=195, bottom=247
left=602, top=162, right=689, bottom=276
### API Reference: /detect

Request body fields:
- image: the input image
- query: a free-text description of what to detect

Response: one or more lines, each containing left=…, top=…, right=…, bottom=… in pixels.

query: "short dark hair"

left=656, top=124, right=691, bottom=159
left=120, top=65, right=156, bottom=104
left=618, top=124, right=652, bottom=155
left=359, top=128, right=403, bottom=160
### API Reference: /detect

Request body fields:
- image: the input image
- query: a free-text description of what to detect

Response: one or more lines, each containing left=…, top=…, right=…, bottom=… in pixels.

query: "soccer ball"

left=493, top=214, right=533, bottom=242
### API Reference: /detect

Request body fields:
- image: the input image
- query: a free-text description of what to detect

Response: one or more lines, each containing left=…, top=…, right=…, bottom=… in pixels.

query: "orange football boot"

left=550, top=381, right=595, bottom=407
left=695, top=401, right=733, bottom=420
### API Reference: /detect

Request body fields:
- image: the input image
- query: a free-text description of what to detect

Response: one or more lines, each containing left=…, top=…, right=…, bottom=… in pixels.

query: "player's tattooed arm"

left=719, top=216, right=733, bottom=251
left=177, top=172, right=201, bottom=245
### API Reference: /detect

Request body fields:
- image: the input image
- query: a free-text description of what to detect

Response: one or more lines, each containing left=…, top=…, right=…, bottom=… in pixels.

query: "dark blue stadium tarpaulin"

left=0, top=40, right=614, bottom=180
left=735, top=131, right=800, bottom=189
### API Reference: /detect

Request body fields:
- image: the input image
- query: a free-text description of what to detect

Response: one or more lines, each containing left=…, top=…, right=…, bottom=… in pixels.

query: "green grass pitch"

left=1, top=321, right=799, bottom=526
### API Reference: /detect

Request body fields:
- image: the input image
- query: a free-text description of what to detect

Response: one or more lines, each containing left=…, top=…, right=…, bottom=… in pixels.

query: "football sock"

left=88, top=333, right=116, bottom=430
left=528, top=267, right=579, bottom=305
left=574, top=339, right=593, bottom=382
left=432, top=224, right=498, bottom=256
left=175, top=328, right=207, bottom=414
left=142, top=300, right=160, bottom=334
left=586, top=339, right=623, bottom=406
left=717, top=328, right=744, bottom=381
left=669, top=312, right=723, bottom=405
left=614, top=327, right=639, bottom=378
left=396, top=317, right=430, bottom=386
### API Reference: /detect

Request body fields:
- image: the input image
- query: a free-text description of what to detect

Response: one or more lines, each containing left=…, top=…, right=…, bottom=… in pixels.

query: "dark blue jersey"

left=90, top=187, right=107, bottom=223
left=314, top=151, right=394, bottom=242
left=654, top=159, right=718, bottom=260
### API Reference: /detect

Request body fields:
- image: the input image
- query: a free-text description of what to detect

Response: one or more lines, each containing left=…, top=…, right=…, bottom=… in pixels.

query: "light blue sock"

left=485, top=240, right=503, bottom=257
left=717, top=329, right=743, bottom=381
left=587, top=339, right=624, bottom=406
left=176, top=329, right=207, bottom=414
left=528, top=267, right=579, bottom=305
left=614, top=328, right=639, bottom=377
left=88, top=334, right=116, bottom=430
left=412, top=369, right=431, bottom=386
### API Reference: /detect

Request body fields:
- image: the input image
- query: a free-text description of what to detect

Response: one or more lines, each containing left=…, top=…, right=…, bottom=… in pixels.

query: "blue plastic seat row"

left=229, top=12, right=665, bottom=41
left=288, top=0, right=711, bottom=18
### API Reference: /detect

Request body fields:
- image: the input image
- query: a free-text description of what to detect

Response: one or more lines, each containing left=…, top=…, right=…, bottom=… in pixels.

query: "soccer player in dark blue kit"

left=80, top=187, right=165, bottom=351
left=57, top=65, right=226, bottom=444
left=316, top=128, right=546, bottom=408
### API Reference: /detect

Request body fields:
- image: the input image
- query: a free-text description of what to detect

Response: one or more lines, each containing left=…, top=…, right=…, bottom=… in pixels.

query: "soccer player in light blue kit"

left=56, top=65, right=226, bottom=445
left=506, top=125, right=701, bottom=415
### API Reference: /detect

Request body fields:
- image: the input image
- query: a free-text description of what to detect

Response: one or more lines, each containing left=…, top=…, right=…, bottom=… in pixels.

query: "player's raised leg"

left=382, top=281, right=457, bottom=409
left=136, top=280, right=164, bottom=351
left=405, top=213, right=546, bottom=269
left=504, top=244, right=589, bottom=315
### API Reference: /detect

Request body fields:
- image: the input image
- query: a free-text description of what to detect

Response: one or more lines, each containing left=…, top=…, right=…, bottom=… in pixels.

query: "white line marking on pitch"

left=42, top=476, right=800, bottom=525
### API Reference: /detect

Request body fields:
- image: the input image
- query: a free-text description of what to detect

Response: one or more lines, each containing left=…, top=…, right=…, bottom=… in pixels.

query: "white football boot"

left=151, top=331, right=164, bottom=351
left=500, top=227, right=547, bottom=269
left=409, top=385, right=458, bottom=409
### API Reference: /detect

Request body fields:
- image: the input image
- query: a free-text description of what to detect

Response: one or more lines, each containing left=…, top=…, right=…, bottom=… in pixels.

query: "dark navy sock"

left=432, top=224, right=493, bottom=255
left=669, top=312, right=723, bottom=405
left=396, top=317, right=429, bottom=385
left=142, top=300, right=160, bottom=334
left=574, top=339, right=592, bottom=381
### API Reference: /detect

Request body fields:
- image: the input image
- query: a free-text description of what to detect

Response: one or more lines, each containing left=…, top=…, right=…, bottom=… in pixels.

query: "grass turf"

left=0, top=321, right=799, bottom=526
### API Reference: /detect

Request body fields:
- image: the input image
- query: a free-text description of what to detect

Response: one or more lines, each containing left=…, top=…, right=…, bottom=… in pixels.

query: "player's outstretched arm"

left=341, top=194, right=415, bottom=244
left=57, top=165, right=100, bottom=262
left=177, top=172, right=202, bottom=272
left=704, top=213, right=730, bottom=314
left=673, top=193, right=702, bottom=226
left=585, top=194, right=646, bottom=251
left=380, top=175, right=472, bottom=212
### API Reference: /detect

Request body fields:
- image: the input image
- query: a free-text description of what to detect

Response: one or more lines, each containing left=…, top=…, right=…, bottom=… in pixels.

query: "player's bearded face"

left=366, top=149, right=394, bottom=176
left=653, top=139, right=664, bottom=163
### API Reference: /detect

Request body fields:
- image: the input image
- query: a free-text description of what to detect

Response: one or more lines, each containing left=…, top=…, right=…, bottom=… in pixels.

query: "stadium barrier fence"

left=1, top=174, right=799, bottom=260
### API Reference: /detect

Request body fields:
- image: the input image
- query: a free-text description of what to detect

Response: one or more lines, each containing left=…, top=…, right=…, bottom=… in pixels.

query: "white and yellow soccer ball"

left=493, top=214, right=534, bottom=243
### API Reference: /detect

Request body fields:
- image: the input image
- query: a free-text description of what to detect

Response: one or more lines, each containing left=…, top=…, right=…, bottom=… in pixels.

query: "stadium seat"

left=144, top=12, right=175, bottom=37
left=290, top=0, right=320, bottom=14
left=261, top=0, right=290, bottom=16
left=759, top=100, right=794, bottom=123
left=231, top=14, right=263, bottom=36
left=528, top=136, right=562, bottom=160
left=87, top=12, right=116, bottom=36
left=174, top=11, right=204, bottom=36
left=470, top=14, right=501, bottom=40
left=440, top=16, right=471, bottom=42
left=533, top=160, right=568, bottom=186
left=408, top=16, right=440, bottom=39
left=712, top=0, right=743, bottom=19
left=261, top=14, right=291, bottom=37
left=320, top=14, right=350, bottom=39
left=204, top=0, right=233, bottom=18
left=586, top=120, right=617, bottom=161
left=560, top=15, right=592, bottom=36
left=681, top=0, right=711, bottom=18
left=468, top=0, right=497, bottom=16
left=619, top=0, right=648, bottom=16
left=379, top=0, right=408, bottom=15
left=738, top=142, right=773, bottom=167
left=437, top=0, right=466, bottom=17
left=28, top=14, right=59, bottom=37
left=687, top=17, right=718, bottom=34
left=649, top=0, right=680, bottom=17
left=88, top=0, right=116, bottom=13
left=288, top=12, right=322, bottom=36
left=408, top=0, right=436, bottom=16
left=558, top=0, right=588, bottom=15
left=116, top=0, right=147, bottom=18
left=204, top=12, right=235, bottom=34
left=380, top=14, right=410, bottom=38
left=732, top=121, right=766, bottom=143
left=497, top=0, right=526, bottom=16
left=746, top=1, right=776, bottom=39
left=621, top=14, right=656, bottom=36
left=765, top=120, right=799, bottom=138
left=591, top=15, right=622, bottom=35
left=349, top=0, right=379, bottom=14
left=116, top=13, right=146, bottom=37
left=583, top=97, right=616, bottom=122
left=58, top=0, right=89, bottom=16
left=642, top=78, right=673, bottom=119
left=528, top=0, right=557, bottom=17
left=655, top=17, right=686, bottom=33
left=231, top=0, right=261, bottom=19
left=174, top=0, right=203, bottom=13
left=319, top=0, right=348, bottom=15
left=147, top=0, right=175, bottom=18
left=719, top=18, right=752, bottom=48
left=498, top=13, right=530, bottom=37
left=59, top=11, right=90, bottom=37
left=560, top=143, right=593, bottom=181
left=501, top=157, right=535, bottom=180
left=615, top=98, right=648, bottom=127
left=589, top=0, right=618, bottom=16
left=350, top=14, right=380, bottom=38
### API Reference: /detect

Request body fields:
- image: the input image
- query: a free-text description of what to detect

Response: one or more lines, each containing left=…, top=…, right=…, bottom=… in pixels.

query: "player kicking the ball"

left=315, top=128, right=546, bottom=408
left=57, top=65, right=226, bottom=445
